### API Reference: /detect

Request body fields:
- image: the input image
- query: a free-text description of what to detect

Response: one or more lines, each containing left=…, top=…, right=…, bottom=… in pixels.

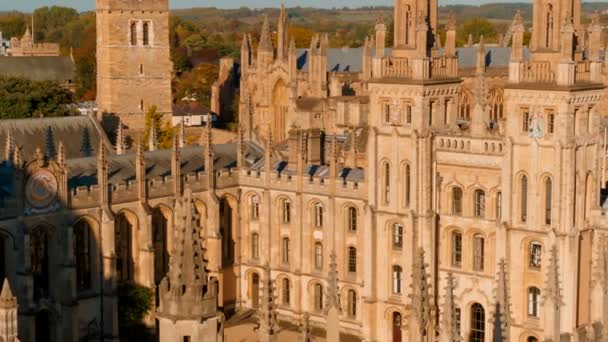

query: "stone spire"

left=256, top=264, right=278, bottom=342
left=116, top=120, right=126, bottom=155
left=277, top=2, right=289, bottom=60
left=543, top=246, right=563, bottom=341
left=466, top=34, right=473, bottom=47
left=136, top=135, right=147, bottom=202
left=409, top=247, right=434, bottom=339
left=325, top=251, right=341, bottom=342
left=375, top=13, right=386, bottom=58
left=288, top=37, right=297, bottom=78
left=0, top=278, right=18, bottom=342
left=157, top=188, right=222, bottom=341
left=171, top=134, right=182, bottom=196
left=441, top=273, right=460, bottom=342
left=204, top=122, right=215, bottom=190
left=45, top=126, right=56, bottom=160
left=491, top=258, right=512, bottom=342
left=241, top=33, right=252, bottom=72
left=510, top=11, right=525, bottom=61
left=258, top=15, right=273, bottom=52
left=476, top=35, right=486, bottom=75
left=148, top=122, right=158, bottom=152
left=179, top=120, right=186, bottom=148
left=97, top=139, right=109, bottom=207
left=57, top=141, right=66, bottom=169
left=4, top=129, right=13, bottom=163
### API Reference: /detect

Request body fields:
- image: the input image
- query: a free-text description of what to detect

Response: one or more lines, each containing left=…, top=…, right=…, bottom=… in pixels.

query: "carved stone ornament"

left=25, top=169, right=59, bottom=215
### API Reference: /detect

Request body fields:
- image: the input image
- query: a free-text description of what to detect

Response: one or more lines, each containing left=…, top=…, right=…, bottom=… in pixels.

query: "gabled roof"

left=0, top=56, right=74, bottom=83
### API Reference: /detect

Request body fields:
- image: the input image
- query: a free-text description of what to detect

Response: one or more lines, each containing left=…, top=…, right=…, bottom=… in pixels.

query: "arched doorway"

left=31, top=226, right=50, bottom=301
left=152, top=207, right=170, bottom=285
left=251, top=273, right=260, bottom=308
left=272, top=80, right=288, bottom=142
left=115, top=213, right=134, bottom=283
left=392, top=312, right=402, bottom=342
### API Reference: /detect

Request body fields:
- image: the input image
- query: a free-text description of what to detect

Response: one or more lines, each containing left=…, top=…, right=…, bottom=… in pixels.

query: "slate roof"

left=296, top=47, right=524, bottom=73
left=0, top=56, right=75, bottom=83
left=0, top=115, right=112, bottom=160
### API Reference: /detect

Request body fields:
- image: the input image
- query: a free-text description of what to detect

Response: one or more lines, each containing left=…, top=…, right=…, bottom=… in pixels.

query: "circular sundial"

left=25, top=169, right=58, bottom=210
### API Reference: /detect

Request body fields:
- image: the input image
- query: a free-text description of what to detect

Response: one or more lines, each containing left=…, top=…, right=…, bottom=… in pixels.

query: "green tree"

left=143, top=106, right=174, bottom=150
left=457, top=17, right=498, bottom=46
left=33, top=6, right=79, bottom=43
left=173, top=63, right=219, bottom=105
left=0, top=12, right=27, bottom=39
left=0, top=77, right=76, bottom=119
left=117, top=283, right=154, bottom=339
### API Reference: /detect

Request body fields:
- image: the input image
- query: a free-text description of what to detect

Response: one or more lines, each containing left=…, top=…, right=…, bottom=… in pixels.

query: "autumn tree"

left=0, top=77, right=76, bottom=119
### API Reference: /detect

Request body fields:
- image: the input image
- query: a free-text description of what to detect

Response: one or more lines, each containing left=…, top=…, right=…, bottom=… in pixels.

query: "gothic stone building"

left=2, top=0, right=608, bottom=341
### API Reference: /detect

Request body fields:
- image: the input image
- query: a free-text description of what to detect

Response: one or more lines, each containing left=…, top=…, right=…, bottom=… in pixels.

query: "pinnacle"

left=0, top=278, right=13, bottom=299
left=259, top=15, right=273, bottom=51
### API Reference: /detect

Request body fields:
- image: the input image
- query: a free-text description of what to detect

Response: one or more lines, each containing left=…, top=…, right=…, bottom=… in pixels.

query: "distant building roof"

left=172, top=101, right=210, bottom=117
left=0, top=56, right=74, bottom=83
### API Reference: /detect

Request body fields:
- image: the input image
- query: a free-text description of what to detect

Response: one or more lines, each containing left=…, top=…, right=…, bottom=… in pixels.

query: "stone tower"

left=156, top=188, right=224, bottom=342
left=0, top=279, right=19, bottom=342
left=96, top=0, right=173, bottom=130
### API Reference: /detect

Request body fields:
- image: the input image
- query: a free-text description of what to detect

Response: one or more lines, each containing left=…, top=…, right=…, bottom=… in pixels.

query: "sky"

left=1, top=0, right=549, bottom=12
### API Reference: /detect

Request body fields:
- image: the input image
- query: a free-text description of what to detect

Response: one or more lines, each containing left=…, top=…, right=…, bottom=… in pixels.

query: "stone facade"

left=1, top=0, right=608, bottom=342
left=96, top=0, right=173, bottom=131
left=7, top=27, right=59, bottom=57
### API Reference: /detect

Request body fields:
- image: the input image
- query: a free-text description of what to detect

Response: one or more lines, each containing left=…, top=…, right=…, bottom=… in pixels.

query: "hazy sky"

left=2, top=0, right=547, bottom=12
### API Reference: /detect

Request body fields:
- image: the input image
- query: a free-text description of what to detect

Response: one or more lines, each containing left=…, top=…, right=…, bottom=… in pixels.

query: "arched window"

left=347, top=289, right=357, bottom=317
left=473, top=234, right=485, bottom=271
left=529, top=241, right=542, bottom=268
left=392, top=265, right=402, bottom=294
left=545, top=4, right=553, bottom=49
left=348, top=247, right=357, bottom=274
left=282, top=199, right=291, bottom=223
left=143, top=22, right=150, bottom=46
left=115, top=214, right=133, bottom=283
left=152, top=207, right=169, bottom=285
left=251, top=233, right=259, bottom=259
left=404, top=6, right=412, bottom=46
left=452, top=187, right=463, bottom=215
left=31, top=226, right=50, bottom=301
left=348, top=207, right=357, bottom=231
left=404, top=164, right=411, bottom=207
left=458, top=91, right=472, bottom=121
left=74, top=220, right=92, bottom=291
left=282, top=278, right=290, bottom=305
left=282, top=237, right=290, bottom=264
left=528, top=287, right=541, bottom=317
left=470, top=303, right=485, bottom=342
left=130, top=22, right=137, bottom=46
left=451, top=231, right=462, bottom=267
left=314, top=283, right=323, bottom=312
left=250, top=195, right=260, bottom=220
left=496, top=191, right=502, bottom=221
left=314, top=242, right=323, bottom=270
left=474, top=190, right=485, bottom=218
left=488, top=89, right=504, bottom=122
left=383, top=162, right=391, bottom=204
left=521, top=175, right=528, bottom=222
left=314, top=203, right=323, bottom=227
left=544, top=177, right=552, bottom=225
left=392, top=223, right=403, bottom=249
left=527, top=337, right=539, bottom=342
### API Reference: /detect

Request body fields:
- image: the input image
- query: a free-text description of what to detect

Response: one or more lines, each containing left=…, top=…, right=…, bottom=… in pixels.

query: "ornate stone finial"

left=409, top=247, right=433, bottom=334
left=561, top=11, right=574, bottom=31
left=299, top=313, right=312, bottom=342
left=13, top=147, right=22, bottom=168
left=416, top=10, right=427, bottom=28
left=544, top=246, right=563, bottom=304
left=33, top=146, right=45, bottom=163
left=57, top=141, right=66, bottom=168
left=116, top=120, right=126, bottom=155
left=591, top=10, right=601, bottom=26
left=325, top=251, right=341, bottom=313
left=148, top=122, right=158, bottom=152
left=467, top=34, right=473, bottom=47
left=513, top=10, right=523, bottom=26
left=442, top=273, right=461, bottom=342
left=0, top=278, right=16, bottom=307
left=256, top=264, right=279, bottom=340
left=45, top=126, right=56, bottom=160
left=492, top=258, right=512, bottom=342
left=447, top=11, right=457, bottom=31
left=376, top=12, right=385, bottom=25
left=259, top=15, right=273, bottom=51
left=0, top=278, right=18, bottom=342
left=4, top=129, right=13, bottom=163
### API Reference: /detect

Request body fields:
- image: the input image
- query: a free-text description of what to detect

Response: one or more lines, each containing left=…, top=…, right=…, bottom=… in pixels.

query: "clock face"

left=26, top=170, right=58, bottom=210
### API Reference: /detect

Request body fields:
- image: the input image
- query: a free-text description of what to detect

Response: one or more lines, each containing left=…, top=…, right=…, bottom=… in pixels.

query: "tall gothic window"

left=348, top=289, right=357, bottom=317
left=521, top=175, right=528, bottom=222
left=474, top=190, right=486, bottom=218
left=529, top=241, right=542, bottom=269
left=452, top=231, right=462, bottom=267
left=314, top=243, right=323, bottom=270
left=314, top=203, right=323, bottom=228
left=392, top=223, right=403, bottom=249
left=348, top=247, right=357, bottom=274
left=282, top=199, right=291, bottom=223
left=496, top=191, right=502, bottom=221
left=404, top=5, right=412, bottom=46
left=143, top=22, right=150, bottom=46
left=282, top=278, right=290, bottom=305
left=282, top=238, right=290, bottom=264
left=74, top=220, right=92, bottom=291
left=404, top=164, right=411, bottom=207
left=383, top=162, right=391, bottom=204
left=488, top=88, right=504, bottom=122
left=473, top=234, right=485, bottom=271
left=130, top=22, right=137, bottom=46
left=348, top=207, right=357, bottom=231
left=545, top=177, right=552, bottom=225
left=545, top=4, right=554, bottom=49
left=528, top=287, right=541, bottom=318
left=452, top=187, right=463, bottom=215
left=115, top=214, right=133, bottom=283
left=251, top=233, right=259, bottom=260
left=314, top=283, right=323, bottom=312
left=547, top=112, right=555, bottom=134
left=470, top=303, right=485, bottom=342
left=392, top=265, right=402, bottom=294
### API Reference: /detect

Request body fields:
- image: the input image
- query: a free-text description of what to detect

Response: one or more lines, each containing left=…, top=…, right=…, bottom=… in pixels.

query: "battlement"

left=96, top=0, right=168, bottom=11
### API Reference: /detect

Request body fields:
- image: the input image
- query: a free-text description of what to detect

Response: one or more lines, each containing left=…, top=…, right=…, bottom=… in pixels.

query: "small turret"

left=241, top=34, right=252, bottom=73
left=0, top=279, right=19, bottom=342
left=445, top=12, right=456, bottom=57
left=257, top=15, right=274, bottom=69
left=277, top=2, right=289, bottom=61
left=510, top=11, right=524, bottom=62
left=375, top=14, right=386, bottom=58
